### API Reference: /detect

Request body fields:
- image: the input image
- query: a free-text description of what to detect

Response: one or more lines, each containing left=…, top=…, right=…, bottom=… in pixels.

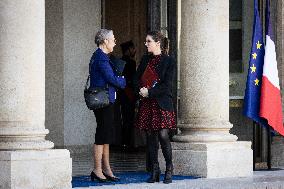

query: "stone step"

left=73, top=169, right=284, bottom=189
left=72, top=150, right=146, bottom=176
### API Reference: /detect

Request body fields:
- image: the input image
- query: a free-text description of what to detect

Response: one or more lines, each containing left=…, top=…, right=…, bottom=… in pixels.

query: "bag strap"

left=84, top=57, right=94, bottom=90
left=84, top=75, right=90, bottom=90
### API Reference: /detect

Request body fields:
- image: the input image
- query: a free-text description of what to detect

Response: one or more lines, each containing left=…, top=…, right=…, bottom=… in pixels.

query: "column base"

left=0, top=149, right=72, bottom=189
left=272, top=136, right=284, bottom=167
left=158, top=141, right=253, bottom=178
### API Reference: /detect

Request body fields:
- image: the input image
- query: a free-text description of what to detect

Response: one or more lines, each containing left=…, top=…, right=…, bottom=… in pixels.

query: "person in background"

left=89, top=29, right=126, bottom=182
left=119, top=40, right=137, bottom=149
left=134, top=31, right=176, bottom=184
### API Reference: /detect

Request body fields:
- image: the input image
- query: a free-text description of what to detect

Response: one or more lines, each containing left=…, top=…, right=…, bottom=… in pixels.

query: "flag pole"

left=253, top=121, right=256, bottom=171
left=267, top=126, right=271, bottom=169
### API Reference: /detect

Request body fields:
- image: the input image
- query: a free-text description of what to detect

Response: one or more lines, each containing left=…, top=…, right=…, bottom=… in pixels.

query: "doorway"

left=102, top=2, right=178, bottom=173
left=102, top=0, right=147, bottom=60
left=102, top=0, right=148, bottom=150
left=102, top=0, right=178, bottom=151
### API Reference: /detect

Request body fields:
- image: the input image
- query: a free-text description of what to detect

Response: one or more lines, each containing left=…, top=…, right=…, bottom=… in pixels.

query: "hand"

left=139, top=87, right=149, bottom=98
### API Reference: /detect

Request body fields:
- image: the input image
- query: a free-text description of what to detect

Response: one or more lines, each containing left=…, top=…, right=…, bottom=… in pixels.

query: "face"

left=104, top=34, right=116, bottom=53
left=129, top=46, right=136, bottom=57
left=144, top=35, right=160, bottom=53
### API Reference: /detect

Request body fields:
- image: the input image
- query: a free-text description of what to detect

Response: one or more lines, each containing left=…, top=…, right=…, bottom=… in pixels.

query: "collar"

left=95, top=48, right=110, bottom=61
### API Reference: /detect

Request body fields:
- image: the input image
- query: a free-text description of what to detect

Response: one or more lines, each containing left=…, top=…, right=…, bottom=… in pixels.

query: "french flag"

left=259, top=0, right=284, bottom=136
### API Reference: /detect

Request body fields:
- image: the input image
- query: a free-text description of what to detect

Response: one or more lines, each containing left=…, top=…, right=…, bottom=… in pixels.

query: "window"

left=229, top=0, right=242, bottom=73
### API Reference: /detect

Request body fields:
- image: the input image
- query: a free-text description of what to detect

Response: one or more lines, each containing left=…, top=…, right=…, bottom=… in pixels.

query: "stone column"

left=159, top=0, right=252, bottom=178
left=0, top=1, right=71, bottom=188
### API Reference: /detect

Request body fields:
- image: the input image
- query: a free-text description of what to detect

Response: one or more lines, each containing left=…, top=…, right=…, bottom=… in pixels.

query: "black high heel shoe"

left=102, top=171, right=120, bottom=182
left=90, top=171, right=108, bottom=182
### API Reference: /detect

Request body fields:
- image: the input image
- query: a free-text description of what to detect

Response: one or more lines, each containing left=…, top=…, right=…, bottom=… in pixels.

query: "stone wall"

left=46, top=0, right=65, bottom=147
left=272, top=136, right=284, bottom=167
left=45, top=0, right=101, bottom=148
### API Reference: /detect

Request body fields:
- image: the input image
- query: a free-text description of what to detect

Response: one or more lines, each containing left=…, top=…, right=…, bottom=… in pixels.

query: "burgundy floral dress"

left=135, top=55, right=176, bottom=131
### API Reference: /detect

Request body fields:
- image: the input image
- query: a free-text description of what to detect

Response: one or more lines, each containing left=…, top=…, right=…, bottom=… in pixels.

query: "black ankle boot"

left=147, top=164, right=160, bottom=183
left=163, top=164, right=173, bottom=184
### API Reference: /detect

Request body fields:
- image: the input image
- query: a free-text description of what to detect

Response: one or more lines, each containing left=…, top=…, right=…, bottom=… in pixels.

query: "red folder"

left=141, top=65, right=159, bottom=89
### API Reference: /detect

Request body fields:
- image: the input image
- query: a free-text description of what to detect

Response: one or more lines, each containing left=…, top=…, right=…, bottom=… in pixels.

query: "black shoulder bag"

left=84, top=60, right=109, bottom=110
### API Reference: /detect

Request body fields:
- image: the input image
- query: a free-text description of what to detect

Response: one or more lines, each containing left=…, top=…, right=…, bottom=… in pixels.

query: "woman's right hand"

left=139, top=87, right=149, bottom=98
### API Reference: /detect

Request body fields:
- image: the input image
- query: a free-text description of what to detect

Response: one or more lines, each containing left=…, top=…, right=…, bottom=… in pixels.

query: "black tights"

left=146, top=129, right=172, bottom=168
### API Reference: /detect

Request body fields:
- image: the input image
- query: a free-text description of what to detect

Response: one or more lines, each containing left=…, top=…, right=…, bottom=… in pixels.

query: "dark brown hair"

left=147, top=31, right=169, bottom=55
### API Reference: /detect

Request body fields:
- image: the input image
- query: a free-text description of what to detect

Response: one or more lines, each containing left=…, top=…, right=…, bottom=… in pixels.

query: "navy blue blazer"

left=134, top=54, right=176, bottom=111
left=89, top=48, right=126, bottom=103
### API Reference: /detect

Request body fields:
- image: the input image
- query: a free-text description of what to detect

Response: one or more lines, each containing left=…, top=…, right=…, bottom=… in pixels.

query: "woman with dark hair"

left=89, top=29, right=126, bottom=182
left=134, top=31, right=176, bottom=184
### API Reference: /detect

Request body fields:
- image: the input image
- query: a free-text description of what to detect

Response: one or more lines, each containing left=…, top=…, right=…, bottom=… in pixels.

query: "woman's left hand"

left=139, top=87, right=149, bottom=97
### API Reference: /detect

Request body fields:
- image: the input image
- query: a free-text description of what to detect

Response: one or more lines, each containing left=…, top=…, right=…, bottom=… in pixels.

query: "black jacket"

left=122, top=55, right=136, bottom=88
left=134, top=54, right=175, bottom=111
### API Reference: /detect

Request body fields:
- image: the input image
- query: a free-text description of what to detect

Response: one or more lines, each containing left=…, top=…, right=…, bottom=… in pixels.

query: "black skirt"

left=93, top=104, right=115, bottom=145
